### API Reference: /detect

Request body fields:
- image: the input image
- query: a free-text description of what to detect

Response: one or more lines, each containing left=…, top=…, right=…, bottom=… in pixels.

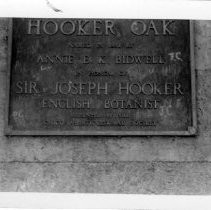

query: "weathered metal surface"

left=5, top=18, right=196, bottom=135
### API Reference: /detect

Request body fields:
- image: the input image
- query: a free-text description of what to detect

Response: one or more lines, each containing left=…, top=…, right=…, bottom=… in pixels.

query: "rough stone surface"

left=1, top=162, right=211, bottom=194
left=0, top=19, right=211, bottom=194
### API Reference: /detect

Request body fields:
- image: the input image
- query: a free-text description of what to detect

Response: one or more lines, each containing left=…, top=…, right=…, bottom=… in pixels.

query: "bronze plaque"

left=5, top=18, right=196, bottom=135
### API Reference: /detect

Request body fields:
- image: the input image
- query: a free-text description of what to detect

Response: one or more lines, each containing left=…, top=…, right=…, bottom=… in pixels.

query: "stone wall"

left=0, top=19, right=211, bottom=194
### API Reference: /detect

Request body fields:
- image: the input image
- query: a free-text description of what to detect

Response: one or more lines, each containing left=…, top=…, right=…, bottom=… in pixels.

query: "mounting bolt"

left=188, top=126, right=196, bottom=135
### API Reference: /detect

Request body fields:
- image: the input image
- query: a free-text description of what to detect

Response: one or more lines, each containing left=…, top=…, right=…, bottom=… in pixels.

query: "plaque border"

left=5, top=19, right=197, bottom=136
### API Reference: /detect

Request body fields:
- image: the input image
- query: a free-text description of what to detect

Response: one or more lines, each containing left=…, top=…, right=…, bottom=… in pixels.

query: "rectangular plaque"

left=5, top=18, right=196, bottom=135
